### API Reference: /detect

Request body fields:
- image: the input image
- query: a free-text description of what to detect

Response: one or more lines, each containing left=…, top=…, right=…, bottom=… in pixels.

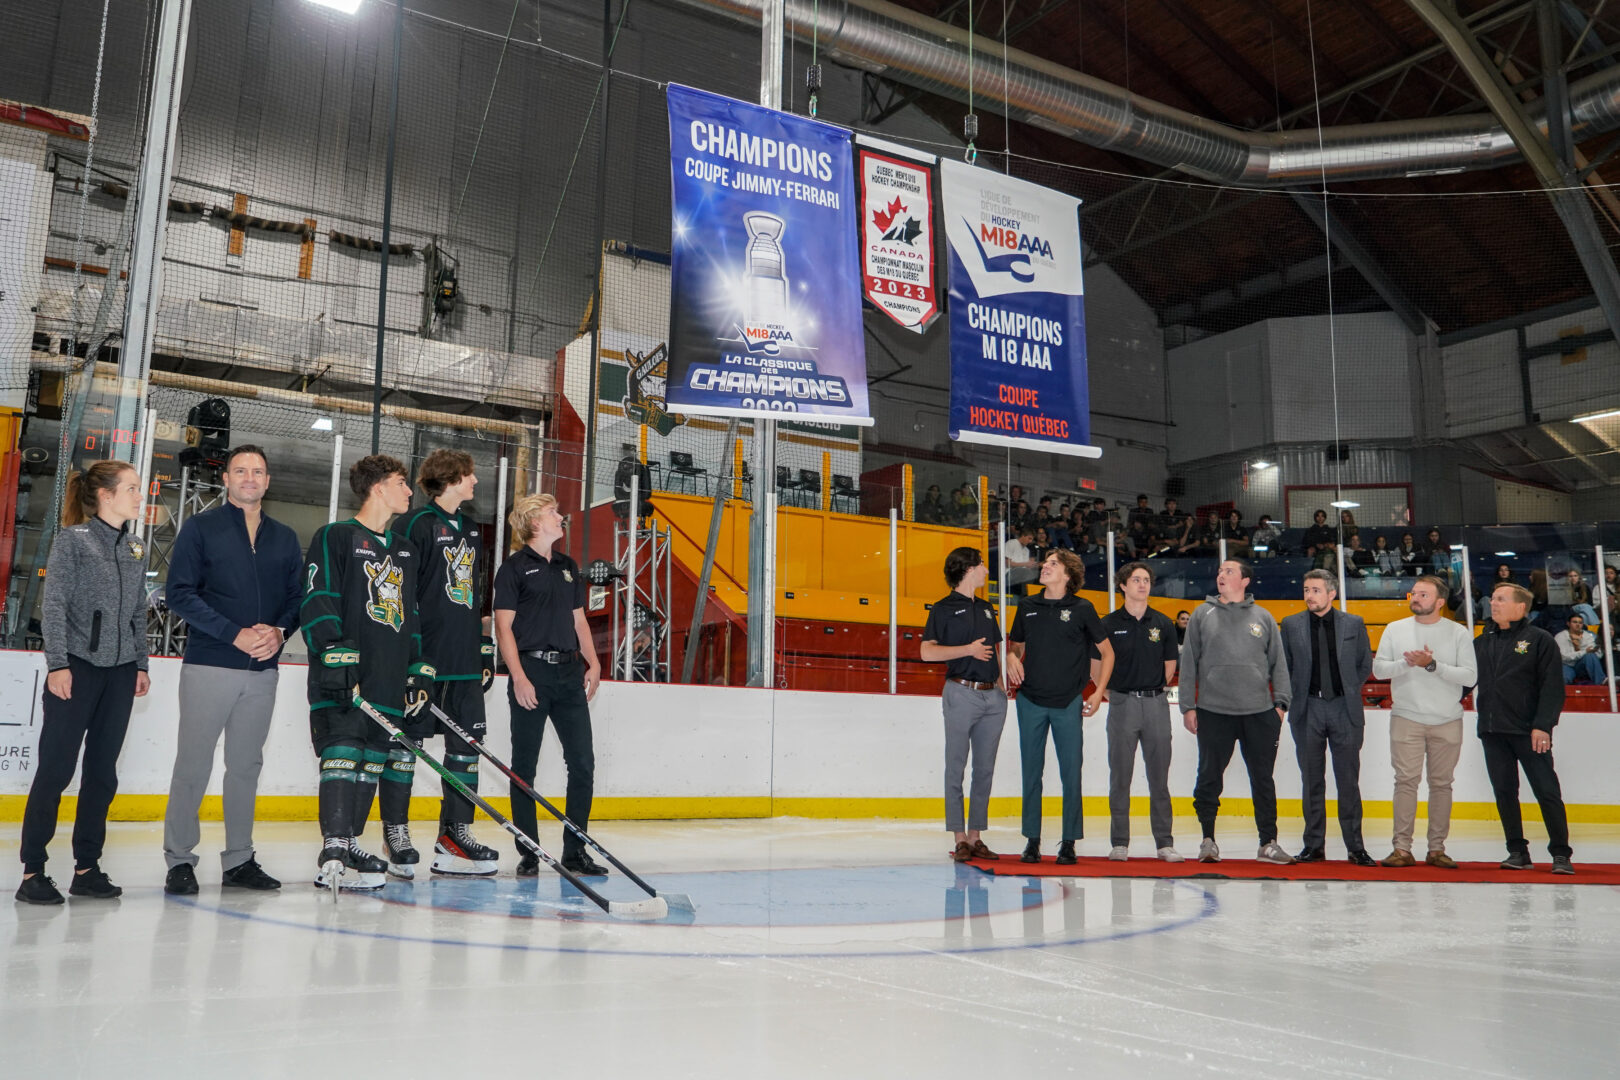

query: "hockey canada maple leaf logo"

left=873, top=196, right=923, bottom=245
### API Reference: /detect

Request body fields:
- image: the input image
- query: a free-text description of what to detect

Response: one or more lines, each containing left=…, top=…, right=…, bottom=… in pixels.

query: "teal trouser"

left=1017, top=693, right=1084, bottom=841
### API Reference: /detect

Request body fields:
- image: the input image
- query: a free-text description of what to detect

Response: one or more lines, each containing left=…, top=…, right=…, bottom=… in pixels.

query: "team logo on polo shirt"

left=1148, top=626, right=1161, bottom=642
left=1515, top=640, right=1529, bottom=654
left=1060, top=609, right=1071, bottom=622
left=364, top=555, right=406, bottom=631
left=1249, top=622, right=1263, bottom=637
left=443, top=539, right=477, bottom=609
left=562, top=568, right=573, bottom=582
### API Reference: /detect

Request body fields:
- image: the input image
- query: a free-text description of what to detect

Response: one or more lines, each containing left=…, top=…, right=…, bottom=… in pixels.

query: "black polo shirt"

left=921, top=591, right=1001, bottom=684
left=491, top=545, right=586, bottom=652
left=1009, top=593, right=1105, bottom=708
left=1101, top=605, right=1180, bottom=692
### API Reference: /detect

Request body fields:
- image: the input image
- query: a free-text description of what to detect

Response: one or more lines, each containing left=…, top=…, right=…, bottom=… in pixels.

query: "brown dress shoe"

left=969, top=839, right=998, bottom=861
left=952, top=841, right=974, bottom=862
left=1425, top=851, right=1458, bottom=869
left=1380, top=849, right=1416, bottom=867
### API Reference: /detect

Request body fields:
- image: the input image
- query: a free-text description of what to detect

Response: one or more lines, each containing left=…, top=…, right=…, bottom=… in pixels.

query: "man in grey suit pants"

left=1281, top=569, right=1375, bottom=865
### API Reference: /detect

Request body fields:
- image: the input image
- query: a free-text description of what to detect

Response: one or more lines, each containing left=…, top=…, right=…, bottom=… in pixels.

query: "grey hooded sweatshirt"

left=1177, top=594, right=1290, bottom=716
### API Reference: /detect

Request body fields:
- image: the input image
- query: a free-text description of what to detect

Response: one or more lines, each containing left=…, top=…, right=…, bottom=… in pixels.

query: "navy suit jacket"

left=1280, top=607, right=1373, bottom=726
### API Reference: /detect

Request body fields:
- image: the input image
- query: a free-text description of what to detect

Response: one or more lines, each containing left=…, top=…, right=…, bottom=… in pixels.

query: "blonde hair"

left=508, top=492, right=558, bottom=545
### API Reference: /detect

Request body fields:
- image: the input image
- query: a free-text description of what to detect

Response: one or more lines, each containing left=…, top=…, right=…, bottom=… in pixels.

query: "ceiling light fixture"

left=1250, top=460, right=1273, bottom=469
left=1494, top=551, right=1516, bottom=557
left=312, top=418, right=334, bottom=431
left=1330, top=500, right=1359, bottom=509
left=306, top=0, right=363, bottom=14
left=1573, top=407, right=1620, bottom=423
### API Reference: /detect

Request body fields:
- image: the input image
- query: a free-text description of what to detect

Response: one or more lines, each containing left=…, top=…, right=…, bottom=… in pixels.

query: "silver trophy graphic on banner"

left=741, top=211, right=790, bottom=355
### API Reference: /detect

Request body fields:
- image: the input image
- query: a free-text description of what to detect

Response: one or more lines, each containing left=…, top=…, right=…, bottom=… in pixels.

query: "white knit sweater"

left=1371, top=616, right=1477, bottom=726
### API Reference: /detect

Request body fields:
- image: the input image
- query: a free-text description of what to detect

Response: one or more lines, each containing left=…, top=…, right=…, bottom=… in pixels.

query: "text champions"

left=688, top=121, right=834, bottom=182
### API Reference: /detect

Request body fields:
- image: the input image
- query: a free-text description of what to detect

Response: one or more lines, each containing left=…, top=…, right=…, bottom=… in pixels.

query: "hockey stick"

left=352, top=694, right=668, bottom=921
left=429, top=701, right=696, bottom=913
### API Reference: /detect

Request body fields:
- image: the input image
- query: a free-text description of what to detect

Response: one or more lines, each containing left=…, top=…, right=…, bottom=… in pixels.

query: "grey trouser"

left=942, top=680, right=1006, bottom=833
left=1292, top=694, right=1365, bottom=852
left=164, top=665, right=280, bottom=871
left=1106, top=692, right=1174, bottom=849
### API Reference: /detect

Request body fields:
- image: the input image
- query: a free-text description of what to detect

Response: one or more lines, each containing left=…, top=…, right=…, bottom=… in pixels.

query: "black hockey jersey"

left=402, top=501, right=484, bottom=679
left=301, top=519, right=422, bottom=717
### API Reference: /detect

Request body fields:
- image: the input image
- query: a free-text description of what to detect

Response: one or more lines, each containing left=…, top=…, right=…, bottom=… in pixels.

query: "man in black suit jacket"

left=1281, top=570, right=1375, bottom=865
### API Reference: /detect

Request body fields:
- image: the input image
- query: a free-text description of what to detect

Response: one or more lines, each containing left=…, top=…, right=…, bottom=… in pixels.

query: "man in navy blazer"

left=1281, top=569, right=1375, bottom=865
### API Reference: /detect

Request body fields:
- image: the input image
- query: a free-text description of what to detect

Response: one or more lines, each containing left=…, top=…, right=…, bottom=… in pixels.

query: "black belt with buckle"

left=1123, top=688, right=1165, bottom=698
left=951, top=678, right=997, bottom=691
left=524, top=649, right=577, bottom=664
left=1308, top=690, right=1340, bottom=700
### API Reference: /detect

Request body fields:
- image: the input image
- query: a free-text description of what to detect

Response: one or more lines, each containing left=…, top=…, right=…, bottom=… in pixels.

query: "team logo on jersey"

left=127, top=540, right=144, bottom=560
left=364, top=555, right=406, bottom=631
left=1148, top=626, right=1161, bottom=643
left=1060, top=609, right=1071, bottom=623
left=1249, top=622, right=1263, bottom=638
left=562, top=568, right=573, bottom=583
left=443, top=539, right=477, bottom=609
left=306, top=564, right=318, bottom=593
left=1515, top=639, right=1529, bottom=655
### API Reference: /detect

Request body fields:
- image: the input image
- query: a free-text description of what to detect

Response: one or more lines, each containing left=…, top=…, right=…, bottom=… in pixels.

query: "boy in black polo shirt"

left=920, top=546, right=1005, bottom=862
left=1006, top=548, right=1112, bottom=865
left=492, top=492, right=605, bottom=877
left=1099, top=561, right=1182, bottom=862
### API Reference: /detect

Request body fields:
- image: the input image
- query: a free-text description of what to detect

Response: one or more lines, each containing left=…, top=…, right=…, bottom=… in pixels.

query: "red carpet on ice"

left=966, top=855, right=1620, bottom=885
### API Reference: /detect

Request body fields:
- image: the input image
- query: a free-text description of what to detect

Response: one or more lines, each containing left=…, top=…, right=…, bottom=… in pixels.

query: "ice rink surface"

left=4, top=815, right=1618, bottom=1079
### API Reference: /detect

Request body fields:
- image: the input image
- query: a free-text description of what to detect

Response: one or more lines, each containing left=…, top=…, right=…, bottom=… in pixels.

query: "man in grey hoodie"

left=1180, top=559, right=1294, bottom=864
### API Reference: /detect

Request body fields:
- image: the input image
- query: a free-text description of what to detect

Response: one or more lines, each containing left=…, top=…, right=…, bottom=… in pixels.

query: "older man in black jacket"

left=1474, top=582, right=1572, bottom=874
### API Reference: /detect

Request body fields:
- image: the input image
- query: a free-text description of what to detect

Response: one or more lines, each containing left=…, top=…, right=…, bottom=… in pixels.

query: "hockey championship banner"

left=940, top=158, right=1099, bottom=457
left=665, top=84, right=871, bottom=424
left=856, top=136, right=937, bottom=333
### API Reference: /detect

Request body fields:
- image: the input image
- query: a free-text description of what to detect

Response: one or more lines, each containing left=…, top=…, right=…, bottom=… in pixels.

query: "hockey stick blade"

left=608, top=896, right=669, bottom=920
left=428, top=701, right=696, bottom=913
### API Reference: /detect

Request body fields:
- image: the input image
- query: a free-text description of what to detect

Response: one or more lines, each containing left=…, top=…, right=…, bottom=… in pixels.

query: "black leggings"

left=20, top=658, right=138, bottom=873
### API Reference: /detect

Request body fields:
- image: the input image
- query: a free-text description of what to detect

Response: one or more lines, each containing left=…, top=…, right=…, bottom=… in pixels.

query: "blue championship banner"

left=665, top=84, right=871, bottom=425
left=940, top=158, right=1099, bottom=457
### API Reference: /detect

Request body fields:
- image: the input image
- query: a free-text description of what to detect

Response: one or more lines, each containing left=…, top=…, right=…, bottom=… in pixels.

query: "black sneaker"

left=1500, top=850, right=1533, bottom=870
left=1020, top=838, right=1041, bottom=863
left=68, top=866, right=122, bottom=899
left=222, top=857, right=281, bottom=891
left=165, top=864, right=199, bottom=896
left=561, top=853, right=609, bottom=877
left=515, top=852, right=540, bottom=877
left=15, top=874, right=64, bottom=905
left=1054, top=840, right=1077, bottom=866
left=1551, top=855, right=1574, bottom=875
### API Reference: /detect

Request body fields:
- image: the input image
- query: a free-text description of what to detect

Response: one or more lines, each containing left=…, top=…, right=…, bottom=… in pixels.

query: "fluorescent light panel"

left=306, top=0, right=363, bottom=14
left=1330, top=500, right=1359, bottom=508
left=312, top=418, right=334, bottom=431
left=1250, top=460, right=1273, bottom=469
left=1573, top=407, right=1620, bottom=423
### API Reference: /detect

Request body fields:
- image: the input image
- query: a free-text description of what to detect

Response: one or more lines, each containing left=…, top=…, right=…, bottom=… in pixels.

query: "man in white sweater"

left=1372, top=575, right=1478, bottom=868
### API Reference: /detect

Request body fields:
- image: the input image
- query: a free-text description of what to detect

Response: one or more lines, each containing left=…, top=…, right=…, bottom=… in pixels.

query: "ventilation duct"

left=667, top=0, right=1620, bottom=186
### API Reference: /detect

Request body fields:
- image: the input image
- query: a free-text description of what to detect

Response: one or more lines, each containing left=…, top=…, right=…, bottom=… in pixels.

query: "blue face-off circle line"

left=162, top=868, right=1223, bottom=959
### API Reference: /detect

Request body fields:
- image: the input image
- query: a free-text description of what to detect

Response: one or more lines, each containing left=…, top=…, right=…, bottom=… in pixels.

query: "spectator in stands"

left=1084, top=497, right=1110, bottom=542
left=1567, top=569, right=1599, bottom=628
left=1339, top=510, right=1360, bottom=542
left=1527, top=569, right=1551, bottom=627
left=1398, top=532, right=1423, bottom=575
left=1012, top=500, right=1032, bottom=533
left=1346, top=534, right=1375, bottom=577
left=1250, top=514, right=1281, bottom=556
left=1372, top=534, right=1401, bottom=575
left=1032, top=527, right=1053, bottom=562
left=1222, top=510, right=1251, bottom=558
left=1127, top=494, right=1155, bottom=535
left=1045, top=512, right=1073, bottom=551
left=1004, top=528, right=1040, bottom=588
left=1556, top=613, right=1606, bottom=685
left=1494, top=563, right=1515, bottom=586
left=1175, top=610, right=1191, bottom=645
left=918, top=484, right=946, bottom=524
left=952, top=485, right=978, bottom=527
left=1302, top=509, right=1336, bottom=559
left=1160, top=498, right=1193, bottom=550
left=1473, top=582, right=1572, bottom=874
left=1422, top=527, right=1448, bottom=573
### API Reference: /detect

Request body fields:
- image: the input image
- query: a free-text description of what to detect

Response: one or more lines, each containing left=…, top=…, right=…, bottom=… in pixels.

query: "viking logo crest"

left=1060, top=609, right=1071, bottom=623
left=443, top=539, right=477, bottom=609
left=127, top=539, right=145, bottom=560
left=622, top=343, right=687, bottom=437
left=1148, top=626, right=1161, bottom=643
left=364, top=556, right=406, bottom=631
left=1249, top=622, right=1263, bottom=638
left=1515, top=640, right=1529, bottom=655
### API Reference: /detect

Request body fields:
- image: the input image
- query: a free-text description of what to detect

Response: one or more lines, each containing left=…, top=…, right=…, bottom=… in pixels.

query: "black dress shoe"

left=561, top=853, right=609, bottom=877
left=1294, top=847, right=1327, bottom=863
left=1055, top=841, right=1077, bottom=866
left=1020, top=838, right=1041, bottom=863
left=1346, top=849, right=1377, bottom=867
left=515, top=853, right=540, bottom=877
left=165, top=864, right=199, bottom=896
left=222, top=857, right=281, bottom=891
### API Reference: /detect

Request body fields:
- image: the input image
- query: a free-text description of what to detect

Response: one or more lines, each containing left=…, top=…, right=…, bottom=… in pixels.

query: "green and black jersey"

left=402, top=501, right=484, bottom=680
left=301, top=519, right=422, bottom=716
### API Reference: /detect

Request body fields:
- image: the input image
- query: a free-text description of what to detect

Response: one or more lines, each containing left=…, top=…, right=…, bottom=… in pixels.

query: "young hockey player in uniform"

left=396, top=449, right=499, bottom=876
left=301, top=455, right=434, bottom=891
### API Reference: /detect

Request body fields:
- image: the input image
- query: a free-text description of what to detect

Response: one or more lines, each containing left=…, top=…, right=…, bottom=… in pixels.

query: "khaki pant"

left=1390, top=714, right=1463, bottom=855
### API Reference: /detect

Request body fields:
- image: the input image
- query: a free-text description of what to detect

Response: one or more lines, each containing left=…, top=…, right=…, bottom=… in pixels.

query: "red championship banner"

left=856, top=136, right=938, bottom=334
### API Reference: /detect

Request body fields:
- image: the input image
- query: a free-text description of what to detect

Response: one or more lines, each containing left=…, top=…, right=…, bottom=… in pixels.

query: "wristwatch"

left=1425, top=660, right=1437, bottom=672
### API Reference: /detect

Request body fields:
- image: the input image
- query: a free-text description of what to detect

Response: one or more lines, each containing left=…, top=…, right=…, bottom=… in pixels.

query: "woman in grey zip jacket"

left=15, top=461, right=151, bottom=906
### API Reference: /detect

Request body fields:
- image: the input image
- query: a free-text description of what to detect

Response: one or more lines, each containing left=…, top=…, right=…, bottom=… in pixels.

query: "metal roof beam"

left=1288, top=193, right=1434, bottom=334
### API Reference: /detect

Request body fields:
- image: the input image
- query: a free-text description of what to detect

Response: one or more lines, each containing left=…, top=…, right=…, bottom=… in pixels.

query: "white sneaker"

left=1197, top=838, right=1220, bottom=863
left=1108, top=846, right=1129, bottom=861
left=1256, top=842, right=1295, bottom=865
left=1157, top=846, right=1184, bottom=863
